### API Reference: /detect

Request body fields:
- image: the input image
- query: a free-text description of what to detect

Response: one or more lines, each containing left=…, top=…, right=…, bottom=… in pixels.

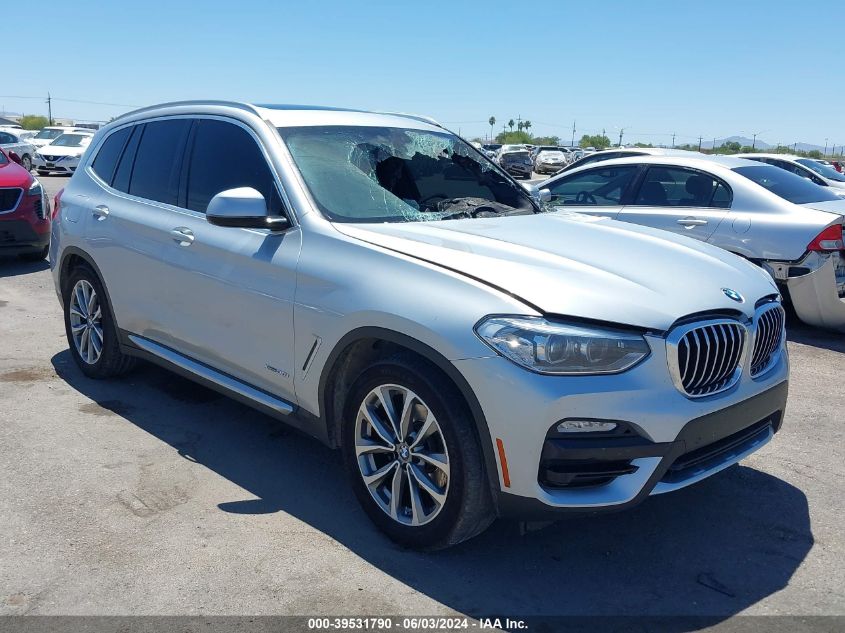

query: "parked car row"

left=533, top=153, right=845, bottom=331
left=0, top=126, right=95, bottom=176
left=44, top=102, right=793, bottom=550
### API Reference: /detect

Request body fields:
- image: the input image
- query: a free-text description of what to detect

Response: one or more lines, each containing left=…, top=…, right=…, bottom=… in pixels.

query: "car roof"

left=115, top=100, right=446, bottom=133
left=561, top=153, right=761, bottom=175
left=736, top=153, right=803, bottom=161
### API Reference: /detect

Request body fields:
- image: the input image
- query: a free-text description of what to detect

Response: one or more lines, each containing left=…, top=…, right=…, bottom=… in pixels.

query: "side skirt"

left=119, top=331, right=331, bottom=445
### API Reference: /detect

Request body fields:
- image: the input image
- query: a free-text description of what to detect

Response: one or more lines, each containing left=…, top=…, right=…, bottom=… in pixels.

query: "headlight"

left=475, top=316, right=650, bottom=375
left=27, top=179, right=43, bottom=197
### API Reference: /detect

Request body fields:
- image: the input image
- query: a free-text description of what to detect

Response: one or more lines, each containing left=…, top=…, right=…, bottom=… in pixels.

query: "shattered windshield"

left=278, top=125, right=536, bottom=223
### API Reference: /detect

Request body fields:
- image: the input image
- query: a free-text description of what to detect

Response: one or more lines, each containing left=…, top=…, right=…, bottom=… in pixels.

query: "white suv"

left=51, top=102, right=789, bottom=549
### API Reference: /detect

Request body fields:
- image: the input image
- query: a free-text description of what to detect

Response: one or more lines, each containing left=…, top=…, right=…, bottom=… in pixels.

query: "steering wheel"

left=575, top=191, right=597, bottom=205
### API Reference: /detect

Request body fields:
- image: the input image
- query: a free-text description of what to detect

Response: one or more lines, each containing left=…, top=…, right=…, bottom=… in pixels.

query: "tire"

left=63, top=264, right=136, bottom=379
left=21, top=155, right=32, bottom=171
left=19, top=245, right=49, bottom=261
left=37, top=170, right=49, bottom=176
left=341, top=353, right=494, bottom=550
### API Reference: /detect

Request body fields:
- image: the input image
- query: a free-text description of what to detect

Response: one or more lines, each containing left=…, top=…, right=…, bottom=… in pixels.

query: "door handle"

left=93, top=205, right=109, bottom=220
left=677, top=218, right=708, bottom=227
left=170, top=227, right=195, bottom=246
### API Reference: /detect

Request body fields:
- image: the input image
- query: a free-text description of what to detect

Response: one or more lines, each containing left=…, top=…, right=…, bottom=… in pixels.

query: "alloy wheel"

left=354, top=384, right=450, bottom=526
left=69, top=279, right=104, bottom=365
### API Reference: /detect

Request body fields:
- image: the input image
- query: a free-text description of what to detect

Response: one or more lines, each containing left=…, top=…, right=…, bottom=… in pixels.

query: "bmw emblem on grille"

left=721, top=288, right=744, bottom=303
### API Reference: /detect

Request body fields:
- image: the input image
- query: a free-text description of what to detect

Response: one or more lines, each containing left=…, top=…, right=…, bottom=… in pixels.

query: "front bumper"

left=453, top=334, right=789, bottom=516
left=33, top=154, right=80, bottom=174
left=0, top=218, right=51, bottom=254
left=785, top=255, right=845, bottom=332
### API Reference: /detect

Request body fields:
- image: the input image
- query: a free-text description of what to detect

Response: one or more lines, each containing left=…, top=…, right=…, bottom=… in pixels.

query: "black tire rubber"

left=341, top=352, right=494, bottom=550
left=63, top=263, right=136, bottom=379
left=19, top=245, right=48, bottom=261
left=22, top=155, right=32, bottom=171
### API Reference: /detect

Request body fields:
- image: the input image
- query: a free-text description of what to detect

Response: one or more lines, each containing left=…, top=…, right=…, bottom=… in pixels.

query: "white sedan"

left=33, top=132, right=94, bottom=175
left=537, top=154, right=845, bottom=331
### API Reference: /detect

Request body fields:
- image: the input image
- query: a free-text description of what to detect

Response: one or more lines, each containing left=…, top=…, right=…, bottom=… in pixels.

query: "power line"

left=0, top=95, right=141, bottom=108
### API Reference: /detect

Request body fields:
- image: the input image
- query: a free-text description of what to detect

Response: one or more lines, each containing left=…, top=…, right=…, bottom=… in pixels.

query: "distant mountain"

left=700, top=136, right=771, bottom=150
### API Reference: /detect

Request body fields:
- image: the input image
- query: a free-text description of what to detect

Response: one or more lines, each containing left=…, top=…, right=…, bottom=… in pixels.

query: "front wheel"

left=21, top=155, right=32, bottom=171
left=341, top=354, right=494, bottom=549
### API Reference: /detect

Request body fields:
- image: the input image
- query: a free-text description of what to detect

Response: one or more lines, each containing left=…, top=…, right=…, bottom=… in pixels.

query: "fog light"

left=556, top=419, right=618, bottom=433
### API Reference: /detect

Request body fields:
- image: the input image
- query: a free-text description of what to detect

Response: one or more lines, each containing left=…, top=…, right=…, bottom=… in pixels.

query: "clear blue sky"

left=3, top=0, right=843, bottom=148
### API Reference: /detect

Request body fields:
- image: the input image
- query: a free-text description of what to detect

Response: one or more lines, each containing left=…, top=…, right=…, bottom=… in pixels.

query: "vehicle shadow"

left=786, top=319, right=845, bottom=354
left=51, top=351, right=813, bottom=627
left=0, top=256, right=50, bottom=278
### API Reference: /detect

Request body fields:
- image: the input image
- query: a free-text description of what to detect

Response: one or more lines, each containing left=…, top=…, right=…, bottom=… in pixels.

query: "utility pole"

left=571, top=120, right=576, bottom=147
left=824, top=138, right=828, bottom=156
left=46, top=92, right=53, bottom=125
left=671, top=132, right=676, bottom=148
left=752, top=132, right=758, bottom=150
left=712, top=137, right=717, bottom=151
left=618, top=128, right=624, bottom=147
left=698, top=135, right=703, bottom=152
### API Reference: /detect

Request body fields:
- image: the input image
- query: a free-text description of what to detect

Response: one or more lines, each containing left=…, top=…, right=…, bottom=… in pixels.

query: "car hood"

left=37, top=145, right=85, bottom=157
left=801, top=199, right=845, bottom=215
left=0, top=156, right=33, bottom=187
left=333, top=212, right=778, bottom=331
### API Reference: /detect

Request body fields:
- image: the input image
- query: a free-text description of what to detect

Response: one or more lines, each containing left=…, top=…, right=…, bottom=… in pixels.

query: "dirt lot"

left=0, top=175, right=843, bottom=621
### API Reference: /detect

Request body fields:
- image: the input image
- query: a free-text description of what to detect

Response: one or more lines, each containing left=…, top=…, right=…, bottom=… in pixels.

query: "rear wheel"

left=63, top=265, right=135, bottom=378
left=341, top=354, right=494, bottom=549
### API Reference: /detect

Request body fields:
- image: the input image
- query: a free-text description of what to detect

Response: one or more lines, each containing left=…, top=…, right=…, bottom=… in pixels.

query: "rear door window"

left=91, top=127, right=132, bottom=185
left=185, top=118, right=281, bottom=213
left=128, top=119, right=191, bottom=205
left=632, top=166, right=732, bottom=208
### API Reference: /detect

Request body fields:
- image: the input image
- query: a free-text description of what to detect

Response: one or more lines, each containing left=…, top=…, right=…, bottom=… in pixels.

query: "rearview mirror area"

left=8, top=151, right=22, bottom=165
left=206, top=187, right=289, bottom=231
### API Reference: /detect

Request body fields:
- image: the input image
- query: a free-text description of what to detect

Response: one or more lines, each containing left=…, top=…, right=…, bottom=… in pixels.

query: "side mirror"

left=8, top=151, right=22, bottom=165
left=538, top=188, right=552, bottom=204
left=206, top=187, right=289, bottom=231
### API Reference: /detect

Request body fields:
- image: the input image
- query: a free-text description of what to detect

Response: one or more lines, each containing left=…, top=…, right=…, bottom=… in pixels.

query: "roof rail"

left=115, top=100, right=261, bottom=121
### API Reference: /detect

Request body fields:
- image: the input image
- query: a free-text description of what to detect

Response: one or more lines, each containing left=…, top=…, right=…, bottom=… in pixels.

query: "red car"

left=0, top=148, right=50, bottom=260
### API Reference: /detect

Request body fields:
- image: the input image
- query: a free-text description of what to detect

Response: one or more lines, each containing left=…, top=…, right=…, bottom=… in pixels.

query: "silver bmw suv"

left=51, top=102, right=789, bottom=549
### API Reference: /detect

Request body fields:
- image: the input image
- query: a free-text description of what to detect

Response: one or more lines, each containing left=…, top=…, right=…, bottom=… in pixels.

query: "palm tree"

left=523, top=120, right=532, bottom=136
left=517, top=121, right=524, bottom=133
left=508, top=119, right=515, bottom=132
left=488, top=116, right=496, bottom=140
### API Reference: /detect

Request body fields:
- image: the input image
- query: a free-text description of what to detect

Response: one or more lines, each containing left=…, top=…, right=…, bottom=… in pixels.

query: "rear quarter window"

left=91, top=127, right=132, bottom=185
left=128, top=119, right=191, bottom=205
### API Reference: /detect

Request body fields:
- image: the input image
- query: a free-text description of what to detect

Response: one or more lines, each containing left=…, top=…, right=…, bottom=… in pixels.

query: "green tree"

left=495, top=130, right=532, bottom=144
left=507, top=119, right=515, bottom=132
left=806, top=149, right=822, bottom=158
left=532, top=135, right=561, bottom=146
left=579, top=134, right=611, bottom=150
left=18, top=115, right=48, bottom=130
left=488, top=116, right=496, bottom=140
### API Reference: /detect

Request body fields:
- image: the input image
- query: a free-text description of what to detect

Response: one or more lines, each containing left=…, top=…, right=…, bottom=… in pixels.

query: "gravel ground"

left=0, top=175, right=843, bottom=622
